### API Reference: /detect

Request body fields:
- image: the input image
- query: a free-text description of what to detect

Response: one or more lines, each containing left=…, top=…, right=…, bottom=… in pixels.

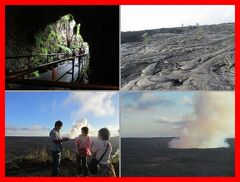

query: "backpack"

left=88, top=143, right=109, bottom=175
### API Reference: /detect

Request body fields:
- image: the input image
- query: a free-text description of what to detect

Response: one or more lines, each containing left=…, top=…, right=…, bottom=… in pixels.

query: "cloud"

left=67, top=118, right=119, bottom=139
left=122, top=92, right=173, bottom=111
left=84, top=124, right=119, bottom=137
left=22, top=125, right=49, bottom=132
left=64, top=92, right=117, bottom=118
left=120, top=117, right=181, bottom=138
left=6, top=124, right=50, bottom=136
left=121, top=5, right=235, bottom=31
left=153, top=117, right=187, bottom=124
left=105, top=125, right=119, bottom=137
left=121, top=92, right=234, bottom=140
left=152, top=116, right=189, bottom=129
left=139, top=92, right=173, bottom=108
left=181, top=96, right=193, bottom=106
left=169, top=92, right=235, bottom=148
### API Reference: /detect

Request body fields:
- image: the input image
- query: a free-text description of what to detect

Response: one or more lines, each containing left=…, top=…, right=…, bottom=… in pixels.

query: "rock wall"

left=33, top=14, right=88, bottom=56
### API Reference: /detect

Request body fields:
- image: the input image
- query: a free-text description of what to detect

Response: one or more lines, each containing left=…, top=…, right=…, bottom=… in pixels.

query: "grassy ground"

left=6, top=136, right=119, bottom=177
left=6, top=148, right=119, bottom=177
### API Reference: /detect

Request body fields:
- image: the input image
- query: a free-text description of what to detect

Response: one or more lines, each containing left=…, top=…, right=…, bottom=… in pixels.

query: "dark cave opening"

left=6, top=6, right=119, bottom=87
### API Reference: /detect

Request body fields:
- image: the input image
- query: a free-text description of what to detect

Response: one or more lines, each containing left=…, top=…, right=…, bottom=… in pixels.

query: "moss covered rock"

left=7, top=14, right=89, bottom=72
left=33, top=14, right=87, bottom=54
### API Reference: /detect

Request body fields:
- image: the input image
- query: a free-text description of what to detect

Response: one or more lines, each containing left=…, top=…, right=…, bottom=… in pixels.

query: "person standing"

left=74, top=127, right=91, bottom=176
left=92, top=128, right=116, bottom=177
left=50, top=120, right=69, bottom=176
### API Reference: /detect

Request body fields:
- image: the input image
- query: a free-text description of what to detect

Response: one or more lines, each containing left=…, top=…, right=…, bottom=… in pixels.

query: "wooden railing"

left=6, top=79, right=119, bottom=90
left=6, top=52, right=119, bottom=90
left=6, top=52, right=67, bottom=59
left=6, top=53, right=94, bottom=88
left=7, top=53, right=88, bottom=81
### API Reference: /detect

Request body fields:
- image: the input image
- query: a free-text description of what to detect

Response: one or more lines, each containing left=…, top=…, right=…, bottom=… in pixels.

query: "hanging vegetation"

left=7, top=14, right=89, bottom=73
left=31, top=14, right=88, bottom=66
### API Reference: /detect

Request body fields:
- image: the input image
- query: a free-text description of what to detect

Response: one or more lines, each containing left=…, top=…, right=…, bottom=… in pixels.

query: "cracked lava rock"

left=121, top=23, right=235, bottom=90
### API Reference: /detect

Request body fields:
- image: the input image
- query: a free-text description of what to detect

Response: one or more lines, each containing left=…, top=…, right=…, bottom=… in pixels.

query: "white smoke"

left=69, top=118, right=88, bottom=139
left=169, top=92, right=234, bottom=149
left=67, top=118, right=119, bottom=139
left=64, top=92, right=116, bottom=117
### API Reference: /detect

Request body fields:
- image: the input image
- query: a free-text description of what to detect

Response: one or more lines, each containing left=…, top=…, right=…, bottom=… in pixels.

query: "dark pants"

left=76, top=154, right=88, bottom=176
left=51, top=151, right=61, bottom=176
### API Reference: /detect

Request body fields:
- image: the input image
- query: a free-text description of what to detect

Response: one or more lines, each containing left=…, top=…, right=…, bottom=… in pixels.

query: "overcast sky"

left=6, top=92, right=119, bottom=137
left=120, top=92, right=234, bottom=138
left=121, top=92, right=194, bottom=138
left=121, top=5, right=235, bottom=31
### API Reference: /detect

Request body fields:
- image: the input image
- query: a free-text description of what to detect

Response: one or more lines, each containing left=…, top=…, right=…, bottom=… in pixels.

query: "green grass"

left=6, top=147, right=119, bottom=177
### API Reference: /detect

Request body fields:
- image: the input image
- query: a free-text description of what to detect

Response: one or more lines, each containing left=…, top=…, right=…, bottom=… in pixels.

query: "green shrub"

left=110, top=149, right=119, bottom=176
left=61, top=149, right=75, bottom=160
left=31, top=14, right=88, bottom=66
left=142, top=32, right=149, bottom=44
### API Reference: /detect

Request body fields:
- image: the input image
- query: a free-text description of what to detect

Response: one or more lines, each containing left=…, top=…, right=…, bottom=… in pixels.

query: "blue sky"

left=6, top=91, right=119, bottom=137
left=6, top=91, right=234, bottom=140
left=121, top=5, right=235, bottom=31
left=121, top=91, right=196, bottom=138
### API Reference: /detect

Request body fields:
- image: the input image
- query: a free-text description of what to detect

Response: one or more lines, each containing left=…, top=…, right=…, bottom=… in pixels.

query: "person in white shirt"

left=92, top=128, right=116, bottom=177
left=49, top=120, right=69, bottom=176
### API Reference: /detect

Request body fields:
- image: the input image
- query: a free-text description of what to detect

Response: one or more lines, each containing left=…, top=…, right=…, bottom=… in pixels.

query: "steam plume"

left=69, top=118, right=88, bottom=139
left=169, top=92, right=234, bottom=149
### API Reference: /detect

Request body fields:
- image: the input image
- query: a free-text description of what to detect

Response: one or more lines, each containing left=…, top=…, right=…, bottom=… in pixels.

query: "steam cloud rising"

left=169, top=92, right=234, bottom=149
left=69, top=118, right=88, bottom=139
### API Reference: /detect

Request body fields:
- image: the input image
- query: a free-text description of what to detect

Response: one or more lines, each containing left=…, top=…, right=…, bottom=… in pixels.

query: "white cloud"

left=83, top=124, right=119, bottom=137
left=106, top=125, right=119, bottom=137
left=64, top=92, right=116, bottom=118
left=122, top=92, right=173, bottom=113
left=66, top=118, right=119, bottom=138
left=120, top=117, right=181, bottom=138
left=121, top=5, right=235, bottom=31
left=153, top=116, right=183, bottom=123
left=6, top=124, right=49, bottom=136
left=181, top=96, right=193, bottom=106
left=140, top=92, right=168, bottom=103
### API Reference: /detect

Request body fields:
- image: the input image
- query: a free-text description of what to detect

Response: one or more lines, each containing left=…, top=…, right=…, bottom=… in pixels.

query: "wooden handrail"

left=6, top=79, right=119, bottom=90
left=6, top=53, right=88, bottom=59
left=6, top=53, right=89, bottom=79
left=7, top=57, right=74, bottom=79
left=6, top=52, right=67, bottom=59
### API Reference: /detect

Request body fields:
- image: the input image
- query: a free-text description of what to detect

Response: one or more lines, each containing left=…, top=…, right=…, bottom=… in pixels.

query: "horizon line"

left=121, top=22, right=235, bottom=33
left=5, top=135, right=120, bottom=137
left=121, top=136, right=235, bottom=139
